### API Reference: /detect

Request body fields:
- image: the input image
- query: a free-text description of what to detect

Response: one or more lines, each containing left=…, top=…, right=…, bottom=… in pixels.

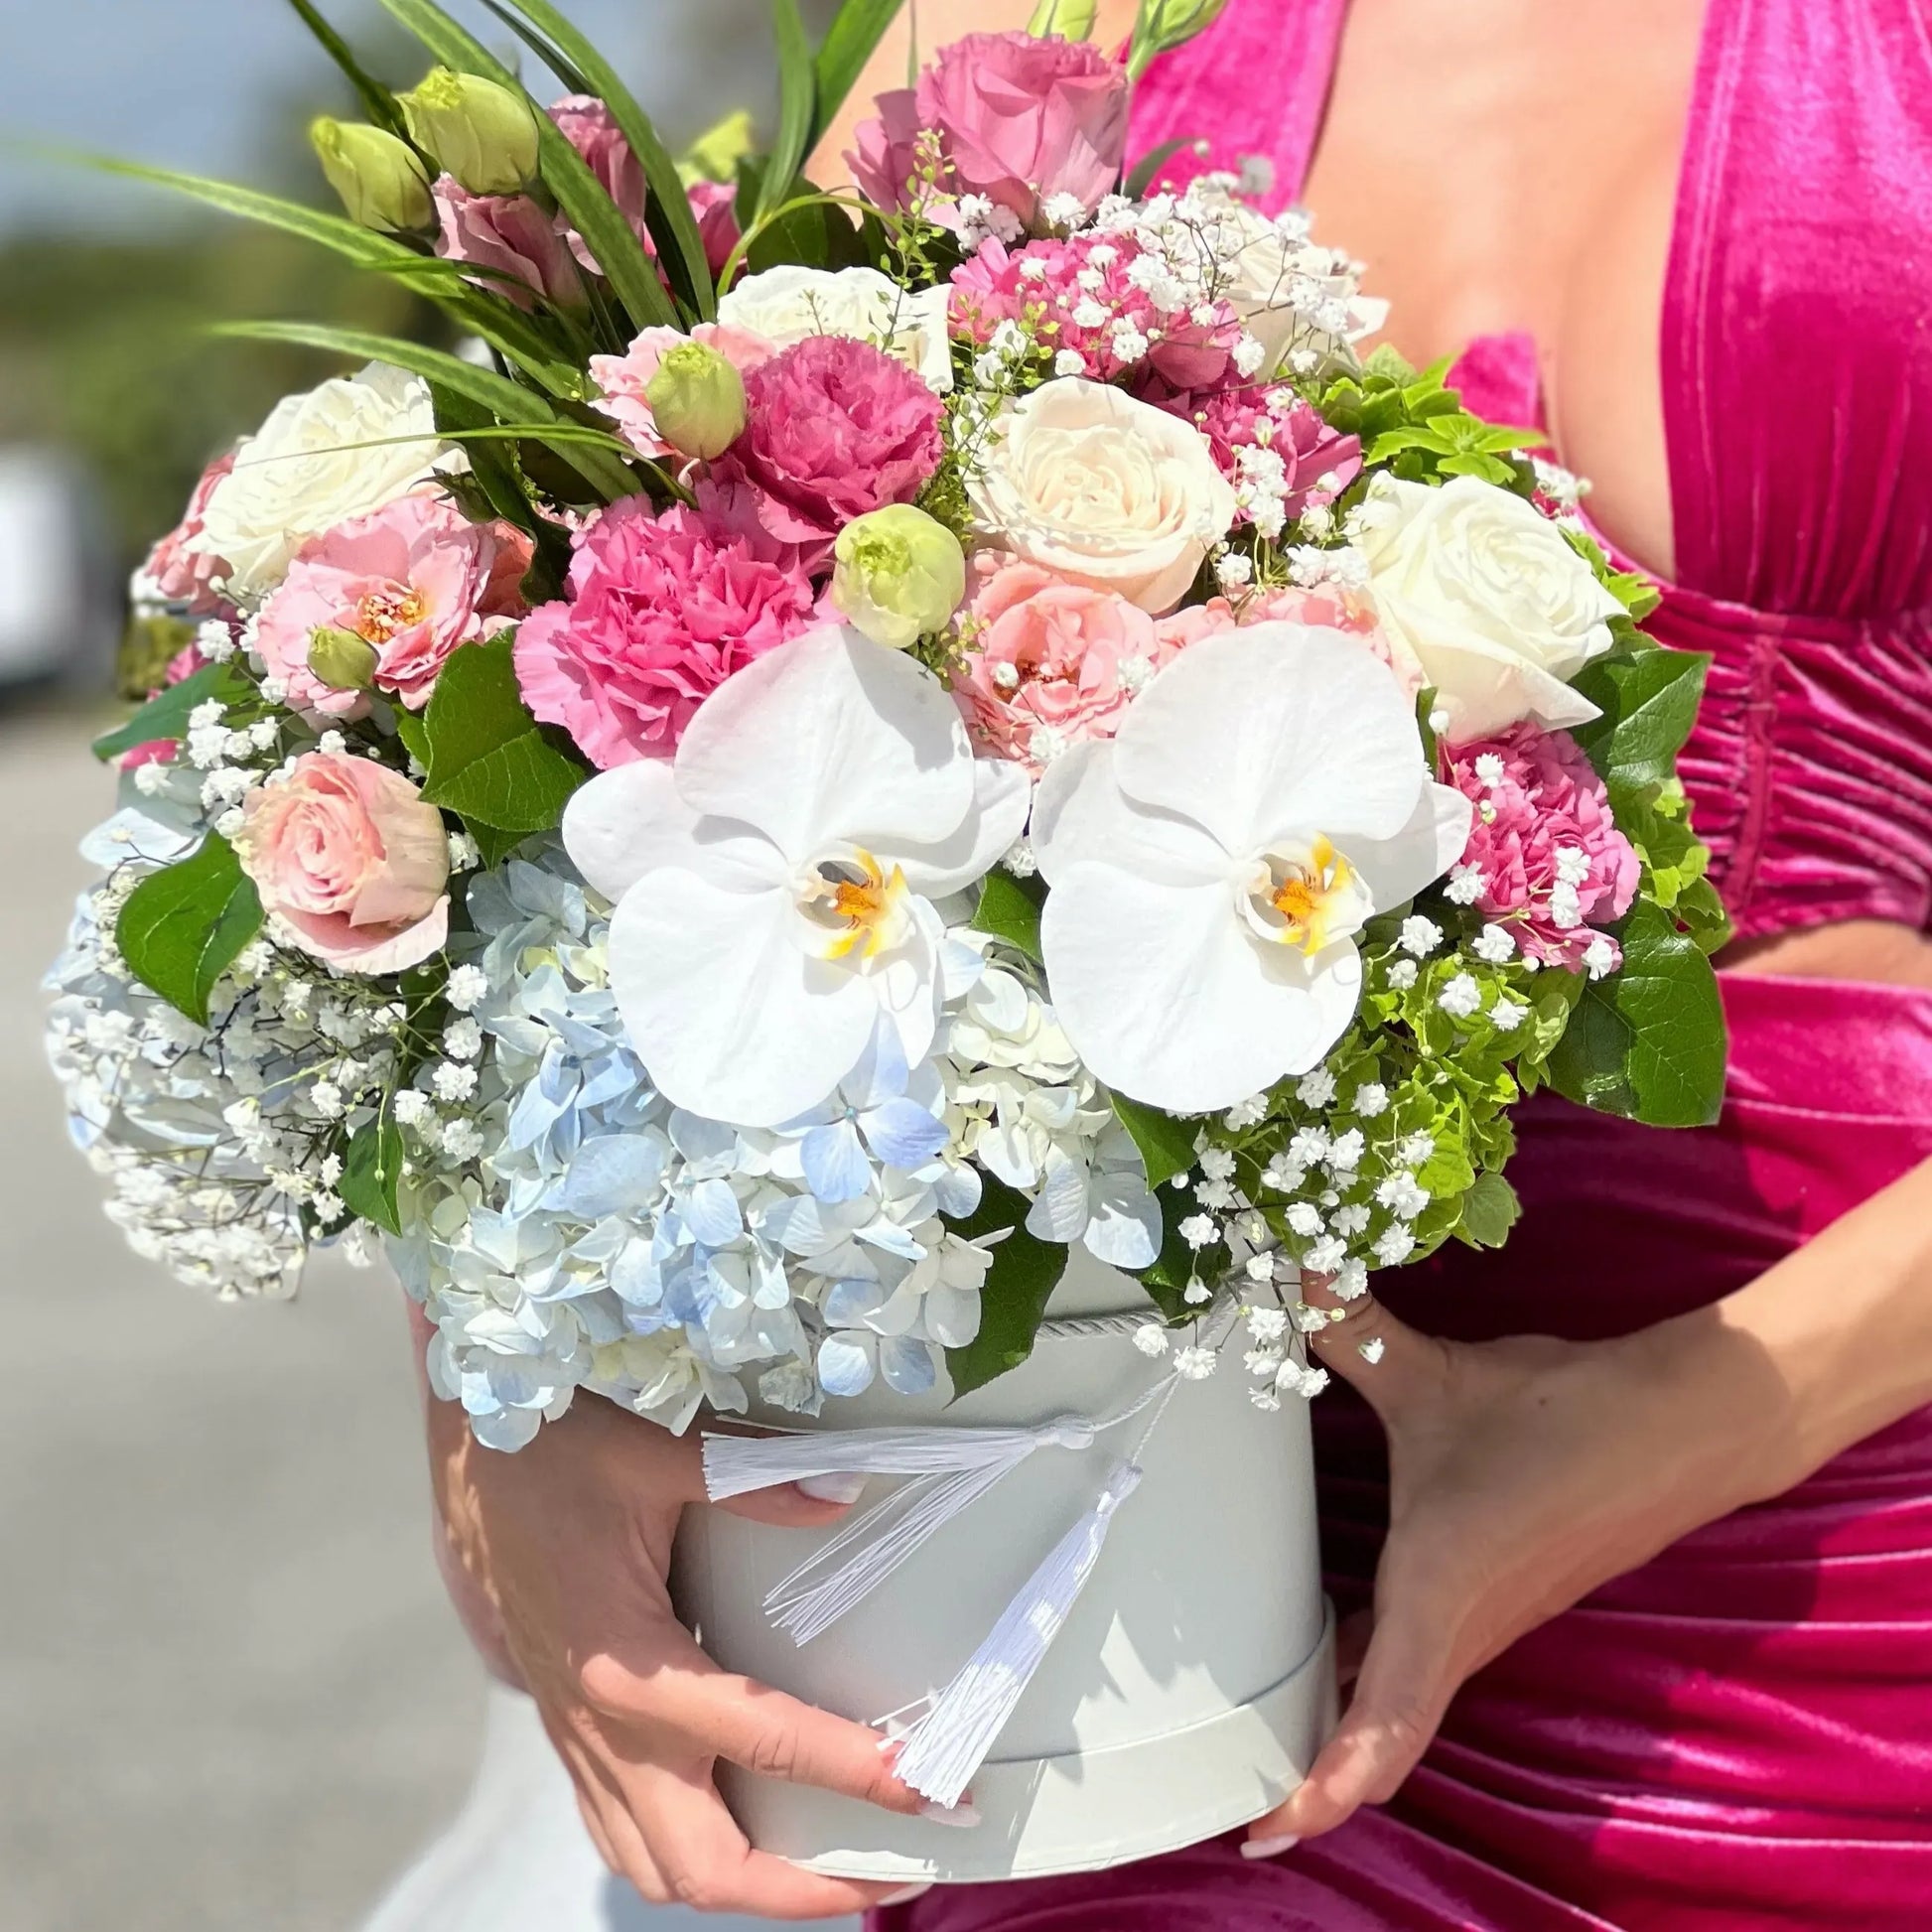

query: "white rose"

left=716, top=265, right=954, bottom=394
left=1355, top=473, right=1625, bottom=743
left=965, top=377, right=1236, bottom=615
left=192, top=362, right=458, bottom=600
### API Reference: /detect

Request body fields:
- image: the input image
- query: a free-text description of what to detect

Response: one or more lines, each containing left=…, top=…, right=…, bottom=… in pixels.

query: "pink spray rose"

left=433, top=175, right=587, bottom=310
left=234, top=753, right=451, bottom=975
left=589, top=322, right=775, bottom=461
left=686, top=179, right=742, bottom=276
left=144, top=453, right=237, bottom=617
left=711, top=336, right=945, bottom=566
left=1445, top=723, right=1640, bottom=972
left=952, top=558, right=1191, bottom=774
left=852, top=31, right=1130, bottom=228
left=514, top=496, right=819, bottom=768
left=548, top=94, right=650, bottom=265
left=255, top=495, right=532, bottom=720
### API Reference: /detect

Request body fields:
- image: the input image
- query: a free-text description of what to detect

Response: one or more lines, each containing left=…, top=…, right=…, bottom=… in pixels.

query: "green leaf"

left=1109, top=1092, right=1196, bottom=1192
left=1124, top=136, right=1192, bottom=201
left=1135, top=1189, right=1225, bottom=1323
left=372, top=0, right=678, bottom=330
left=115, top=836, right=263, bottom=1027
left=419, top=632, right=588, bottom=833
left=970, top=868, right=1044, bottom=962
left=339, top=1109, right=408, bottom=1236
left=1569, top=646, right=1710, bottom=811
left=814, top=0, right=909, bottom=149
left=284, top=0, right=407, bottom=135
left=489, top=0, right=717, bottom=320
left=1546, top=899, right=1727, bottom=1128
left=942, top=1175, right=1069, bottom=1398
left=210, top=320, right=636, bottom=501
left=92, top=661, right=253, bottom=762
left=1453, top=1169, right=1521, bottom=1249
left=760, top=0, right=818, bottom=224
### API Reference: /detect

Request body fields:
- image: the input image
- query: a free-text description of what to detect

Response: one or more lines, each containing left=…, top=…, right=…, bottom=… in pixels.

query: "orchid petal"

left=563, top=759, right=779, bottom=903
left=891, top=758, right=1033, bottom=897
left=1040, top=862, right=1362, bottom=1112
left=606, top=870, right=876, bottom=1127
left=672, top=626, right=973, bottom=861
left=1342, top=782, right=1473, bottom=913
left=1115, top=626, right=1426, bottom=854
left=1031, top=740, right=1228, bottom=887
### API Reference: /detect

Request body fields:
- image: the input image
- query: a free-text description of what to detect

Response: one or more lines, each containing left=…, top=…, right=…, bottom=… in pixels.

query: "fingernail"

left=1357, top=1337, right=1386, bottom=1364
left=797, top=1471, right=869, bottom=1504
left=1241, top=1834, right=1300, bottom=1860
left=919, top=1800, right=981, bottom=1828
left=881, top=1882, right=934, bottom=1904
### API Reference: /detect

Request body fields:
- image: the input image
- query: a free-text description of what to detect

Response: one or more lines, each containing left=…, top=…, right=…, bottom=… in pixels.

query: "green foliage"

left=114, top=836, right=264, bottom=1027
left=1109, top=1093, right=1195, bottom=1192
left=971, top=868, right=1045, bottom=963
left=1135, top=1184, right=1228, bottom=1322
left=92, top=660, right=255, bottom=760
left=1318, top=353, right=1540, bottom=495
left=942, top=1175, right=1069, bottom=1398
left=1454, top=1168, right=1522, bottom=1249
left=761, top=0, right=819, bottom=224
left=814, top=0, right=910, bottom=150
left=284, top=0, right=410, bottom=136
left=1569, top=643, right=1710, bottom=816
left=418, top=633, right=589, bottom=834
left=339, top=1109, right=409, bottom=1235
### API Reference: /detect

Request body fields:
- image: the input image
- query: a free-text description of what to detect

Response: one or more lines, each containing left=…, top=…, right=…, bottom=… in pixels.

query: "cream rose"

left=965, top=377, right=1236, bottom=616
left=192, top=362, right=458, bottom=601
left=717, top=265, right=954, bottom=393
left=1355, top=474, right=1625, bottom=744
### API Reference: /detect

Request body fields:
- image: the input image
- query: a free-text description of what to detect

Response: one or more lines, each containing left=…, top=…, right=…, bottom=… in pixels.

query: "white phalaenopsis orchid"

left=1031, top=624, right=1473, bottom=1113
left=563, top=625, right=1031, bottom=1128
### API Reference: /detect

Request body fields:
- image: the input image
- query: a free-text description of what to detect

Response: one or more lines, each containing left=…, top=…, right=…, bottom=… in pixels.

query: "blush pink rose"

left=234, top=753, right=451, bottom=975
left=952, top=559, right=1185, bottom=774
left=712, top=336, right=944, bottom=567
left=433, top=176, right=587, bottom=310
left=144, top=453, right=237, bottom=616
left=255, top=496, right=532, bottom=720
left=589, top=322, right=775, bottom=461
left=852, top=31, right=1130, bottom=227
left=1444, top=722, right=1640, bottom=972
left=513, top=496, right=819, bottom=767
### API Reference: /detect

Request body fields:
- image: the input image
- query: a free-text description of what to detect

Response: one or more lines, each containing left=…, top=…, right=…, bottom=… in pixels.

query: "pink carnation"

left=852, top=31, right=1129, bottom=228
left=144, top=453, right=236, bottom=617
left=1180, top=388, right=1362, bottom=526
left=953, top=559, right=1199, bottom=774
left=255, top=495, right=532, bottom=719
left=951, top=233, right=1248, bottom=397
left=712, top=337, right=944, bottom=567
left=589, top=322, right=774, bottom=461
left=1445, top=723, right=1640, bottom=972
left=433, top=176, right=586, bottom=310
left=513, top=496, right=818, bottom=767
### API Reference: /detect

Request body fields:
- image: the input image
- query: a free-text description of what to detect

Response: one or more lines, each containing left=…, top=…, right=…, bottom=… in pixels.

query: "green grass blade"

left=813, top=0, right=906, bottom=148
left=475, top=0, right=594, bottom=93
left=212, top=320, right=637, bottom=500
left=284, top=0, right=409, bottom=135
left=373, top=0, right=677, bottom=331
left=759, top=0, right=817, bottom=224
left=492, top=0, right=717, bottom=321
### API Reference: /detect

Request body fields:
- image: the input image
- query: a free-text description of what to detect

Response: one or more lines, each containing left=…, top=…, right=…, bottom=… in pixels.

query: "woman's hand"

left=424, top=1384, right=936, bottom=1919
left=1243, top=1278, right=1792, bottom=1855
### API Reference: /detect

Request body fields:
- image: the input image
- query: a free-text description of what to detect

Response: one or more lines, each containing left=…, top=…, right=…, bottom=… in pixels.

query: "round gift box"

left=670, top=1245, right=1337, bottom=1885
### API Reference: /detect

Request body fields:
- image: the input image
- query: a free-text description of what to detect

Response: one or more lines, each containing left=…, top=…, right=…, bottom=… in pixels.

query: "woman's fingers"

left=578, top=1622, right=928, bottom=1817
left=629, top=1424, right=865, bottom=1530
left=1299, top=1270, right=1446, bottom=1419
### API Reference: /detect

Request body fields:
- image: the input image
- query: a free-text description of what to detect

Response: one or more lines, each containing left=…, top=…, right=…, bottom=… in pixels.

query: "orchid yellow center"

left=1251, top=836, right=1369, bottom=956
left=354, top=585, right=428, bottom=644
left=807, top=850, right=910, bottom=960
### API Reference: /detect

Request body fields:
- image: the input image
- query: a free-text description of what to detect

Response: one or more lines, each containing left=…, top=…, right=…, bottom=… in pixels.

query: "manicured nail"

left=1357, top=1337, right=1386, bottom=1365
left=798, top=1471, right=869, bottom=1504
left=1241, top=1834, right=1300, bottom=1860
left=881, top=1881, right=934, bottom=1904
left=919, top=1800, right=981, bottom=1828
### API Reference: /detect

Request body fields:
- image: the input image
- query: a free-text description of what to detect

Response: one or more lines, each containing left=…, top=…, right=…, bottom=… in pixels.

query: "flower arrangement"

left=48, top=0, right=1728, bottom=1476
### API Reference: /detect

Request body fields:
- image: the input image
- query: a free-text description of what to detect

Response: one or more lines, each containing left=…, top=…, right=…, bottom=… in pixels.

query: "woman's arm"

left=1244, top=1153, right=1932, bottom=1854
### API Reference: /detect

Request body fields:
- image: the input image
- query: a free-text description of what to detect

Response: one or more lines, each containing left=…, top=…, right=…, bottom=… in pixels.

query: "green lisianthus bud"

left=832, top=506, right=968, bottom=652
left=1027, top=0, right=1099, bottom=39
left=643, top=343, right=749, bottom=462
left=677, top=108, right=758, bottom=187
left=310, top=118, right=434, bottom=233
left=308, top=626, right=380, bottom=693
left=398, top=67, right=541, bottom=196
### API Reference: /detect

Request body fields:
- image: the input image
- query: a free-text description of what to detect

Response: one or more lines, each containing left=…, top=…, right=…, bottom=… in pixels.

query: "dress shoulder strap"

left=1126, top=0, right=1350, bottom=209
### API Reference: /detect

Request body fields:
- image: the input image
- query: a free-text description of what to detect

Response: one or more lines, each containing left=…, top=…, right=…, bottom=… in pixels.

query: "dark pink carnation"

left=1445, top=723, right=1640, bottom=972
left=851, top=31, right=1129, bottom=228
left=1181, top=388, right=1362, bottom=525
left=712, top=337, right=944, bottom=567
left=513, top=497, right=818, bottom=767
left=144, top=453, right=236, bottom=617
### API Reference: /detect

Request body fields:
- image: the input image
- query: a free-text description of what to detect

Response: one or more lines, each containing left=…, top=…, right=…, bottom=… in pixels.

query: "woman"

left=410, top=1, right=1932, bottom=1925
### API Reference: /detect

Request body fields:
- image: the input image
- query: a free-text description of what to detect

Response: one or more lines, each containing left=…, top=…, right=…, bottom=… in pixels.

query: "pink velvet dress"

left=887, top=2, right=1932, bottom=1926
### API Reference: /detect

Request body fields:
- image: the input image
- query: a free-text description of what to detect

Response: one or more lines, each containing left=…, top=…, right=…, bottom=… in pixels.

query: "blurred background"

left=0, top=3, right=839, bottom=1927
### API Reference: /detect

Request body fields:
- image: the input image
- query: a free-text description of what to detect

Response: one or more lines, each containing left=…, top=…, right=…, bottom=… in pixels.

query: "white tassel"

left=892, top=1459, right=1145, bottom=1810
